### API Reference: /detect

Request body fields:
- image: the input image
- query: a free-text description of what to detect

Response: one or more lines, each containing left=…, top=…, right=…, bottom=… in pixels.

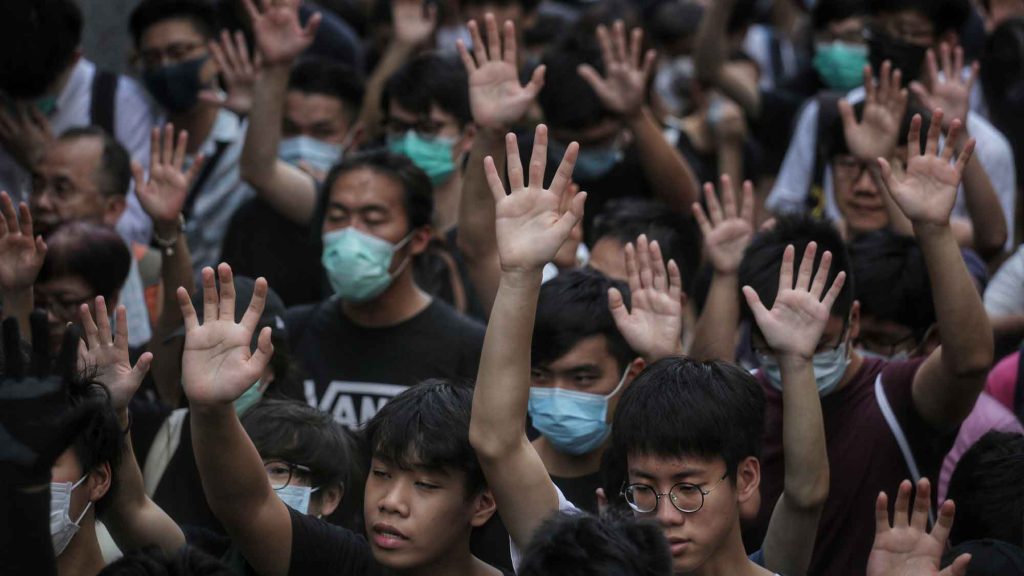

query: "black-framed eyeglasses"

left=621, top=473, right=728, bottom=514
left=263, top=460, right=312, bottom=491
left=855, top=332, right=918, bottom=357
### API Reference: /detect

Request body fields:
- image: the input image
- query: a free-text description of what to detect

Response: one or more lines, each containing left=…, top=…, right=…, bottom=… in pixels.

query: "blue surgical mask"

left=758, top=343, right=851, bottom=398
left=551, top=137, right=624, bottom=180
left=858, top=348, right=910, bottom=362
left=275, top=484, right=320, bottom=515
left=278, top=136, right=343, bottom=175
left=387, top=131, right=456, bottom=186
left=234, top=379, right=264, bottom=416
left=142, top=56, right=208, bottom=113
left=813, top=41, right=869, bottom=91
left=321, top=227, right=413, bottom=303
left=528, top=367, right=630, bottom=455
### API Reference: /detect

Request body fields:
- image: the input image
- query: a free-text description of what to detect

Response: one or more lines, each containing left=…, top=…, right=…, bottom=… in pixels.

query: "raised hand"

left=132, top=124, right=204, bottom=230
left=0, top=192, right=46, bottom=295
left=457, top=14, right=545, bottom=130
left=242, top=0, right=321, bottom=66
left=392, top=0, right=437, bottom=48
left=742, top=243, right=846, bottom=360
left=578, top=20, right=656, bottom=118
left=0, top=103, right=53, bottom=170
left=877, top=109, right=974, bottom=227
left=486, top=124, right=586, bottom=273
left=77, top=297, right=153, bottom=413
left=909, top=44, right=977, bottom=131
left=199, top=29, right=262, bottom=115
left=692, top=175, right=754, bottom=275
left=608, top=235, right=685, bottom=362
left=866, top=479, right=971, bottom=576
left=839, top=61, right=908, bottom=162
left=179, top=264, right=273, bottom=407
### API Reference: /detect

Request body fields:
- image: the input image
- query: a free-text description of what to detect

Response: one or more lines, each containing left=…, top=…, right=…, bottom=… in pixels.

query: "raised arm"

left=77, top=298, right=182, bottom=553
left=580, top=21, right=698, bottom=212
left=455, top=15, right=545, bottom=315
left=0, top=192, right=46, bottom=337
left=181, top=264, right=291, bottom=576
left=238, top=0, right=322, bottom=225
left=133, top=125, right=203, bottom=408
left=468, top=124, right=585, bottom=549
left=878, top=110, right=993, bottom=429
left=689, top=176, right=755, bottom=362
left=744, top=243, right=843, bottom=576
left=692, top=0, right=761, bottom=117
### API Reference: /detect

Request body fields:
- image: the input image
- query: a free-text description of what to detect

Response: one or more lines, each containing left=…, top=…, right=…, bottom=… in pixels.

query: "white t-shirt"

left=509, top=485, right=581, bottom=572
left=985, top=246, right=1024, bottom=316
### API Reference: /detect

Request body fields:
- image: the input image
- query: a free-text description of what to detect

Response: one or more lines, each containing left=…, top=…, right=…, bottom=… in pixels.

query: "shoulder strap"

left=142, top=408, right=189, bottom=496
left=182, top=140, right=230, bottom=219
left=89, top=69, right=118, bottom=135
left=875, top=373, right=935, bottom=526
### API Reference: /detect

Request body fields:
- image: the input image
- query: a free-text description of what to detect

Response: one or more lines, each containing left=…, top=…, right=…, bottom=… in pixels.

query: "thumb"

left=525, top=65, right=546, bottom=97
left=131, top=352, right=154, bottom=390
left=577, top=64, right=605, bottom=92
left=608, top=287, right=630, bottom=326
left=130, top=160, right=146, bottom=193
left=939, top=554, right=971, bottom=576
left=876, top=157, right=896, bottom=194
left=249, top=326, right=274, bottom=373
left=741, top=286, right=769, bottom=326
left=837, top=98, right=857, bottom=132
left=908, top=81, right=931, bottom=105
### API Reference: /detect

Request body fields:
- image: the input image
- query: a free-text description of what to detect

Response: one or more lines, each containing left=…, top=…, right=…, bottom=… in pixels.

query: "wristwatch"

left=151, top=213, right=186, bottom=257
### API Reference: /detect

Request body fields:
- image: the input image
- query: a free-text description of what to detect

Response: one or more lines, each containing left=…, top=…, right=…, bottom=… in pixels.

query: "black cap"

left=166, top=276, right=287, bottom=345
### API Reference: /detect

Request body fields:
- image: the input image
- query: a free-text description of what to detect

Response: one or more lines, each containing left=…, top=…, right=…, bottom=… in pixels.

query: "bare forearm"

left=457, top=130, right=506, bottom=315
left=150, top=233, right=193, bottom=407
left=991, top=314, right=1024, bottom=340
left=629, top=108, right=699, bottom=211
left=691, top=272, right=740, bottom=361
left=717, top=142, right=744, bottom=188
left=359, top=42, right=415, bottom=142
left=959, top=154, right=1006, bottom=258
left=1, top=288, right=33, bottom=340
left=693, top=0, right=760, bottom=117
left=778, top=358, right=829, bottom=507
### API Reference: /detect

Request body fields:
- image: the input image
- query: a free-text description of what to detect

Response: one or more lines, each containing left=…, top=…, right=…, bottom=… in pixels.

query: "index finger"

left=240, top=277, right=269, bottom=333
left=527, top=124, right=548, bottom=189
left=505, top=132, right=524, bottom=191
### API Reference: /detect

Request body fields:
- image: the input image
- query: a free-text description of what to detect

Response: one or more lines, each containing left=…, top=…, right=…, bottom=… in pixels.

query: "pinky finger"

left=821, top=271, right=847, bottom=311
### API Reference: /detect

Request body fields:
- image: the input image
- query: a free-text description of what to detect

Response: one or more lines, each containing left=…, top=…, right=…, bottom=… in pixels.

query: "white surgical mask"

left=758, top=343, right=851, bottom=398
left=276, top=484, right=320, bottom=515
left=50, top=475, right=92, bottom=556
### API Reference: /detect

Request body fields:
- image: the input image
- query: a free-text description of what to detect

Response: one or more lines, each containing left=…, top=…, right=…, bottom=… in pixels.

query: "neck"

left=686, top=518, right=767, bottom=576
left=398, top=538, right=497, bottom=576
left=432, top=173, right=463, bottom=234
left=169, top=103, right=220, bottom=155
left=57, top=521, right=105, bottom=576
left=341, top=268, right=432, bottom=327
left=533, top=436, right=604, bottom=477
left=835, top=349, right=864, bottom=392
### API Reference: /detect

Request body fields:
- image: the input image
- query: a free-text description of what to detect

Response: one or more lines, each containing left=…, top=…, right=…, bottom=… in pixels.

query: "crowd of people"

left=2, top=0, right=1024, bottom=574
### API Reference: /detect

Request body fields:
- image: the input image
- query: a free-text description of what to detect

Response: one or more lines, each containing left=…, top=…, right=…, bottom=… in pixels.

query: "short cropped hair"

left=947, top=431, right=1024, bottom=546
left=381, top=53, right=471, bottom=127
left=37, top=222, right=131, bottom=301
left=610, top=357, right=766, bottom=479
left=738, top=214, right=854, bottom=322
left=130, top=0, right=218, bottom=47
left=865, top=0, right=971, bottom=36
left=0, top=0, right=82, bottom=99
left=812, top=0, right=868, bottom=32
left=59, top=127, right=132, bottom=198
left=539, top=41, right=610, bottom=131
left=361, top=379, right=485, bottom=496
left=288, top=57, right=366, bottom=122
left=849, top=230, right=935, bottom=338
left=69, top=378, right=122, bottom=517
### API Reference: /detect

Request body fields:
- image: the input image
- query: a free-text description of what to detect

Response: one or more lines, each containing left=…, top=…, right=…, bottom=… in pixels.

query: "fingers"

left=795, top=242, right=817, bottom=292
left=186, top=152, right=207, bottom=186
left=637, top=234, right=653, bottom=293
left=692, top=199, right=712, bottom=239
left=907, top=113, right=923, bottom=158
left=667, top=259, right=682, bottom=303
left=162, top=123, right=174, bottom=167
left=596, top=24, right=614, bottom=69
left=505, top=131, right=524, bottom=191
left=79, top=302, right=100, bottom=350
left=608, top=286, right=629, bottom=323
left=173, top=129, right=189, bottom=171
left=741, top=285, right=769, bottom=323
left=1, top=190, right=20, bottom=235
left=874, top=490, right=891, bottom=534
left=149, top=127, right=160, bottom=171
left=740, top=180, right=755, bottom=225
left=612, top=21, right=627, bottom=65
left=555, top=191, right=587, bottom=239
left=249, top=326, right=275, bottom=372
left=131, top=160, right=146, bottom=196
left=932, top=498, right=957, bottom=545
left=910, top=477, right=931, bottom=532
left=16, top=202, right=33, bottom=238
left=808, top=249, right=832, bottom=300
left=549, top=140, right=579, bottom=199
left=525, top=64, right=546, bottom=98
left=925, top=48, right=939, bottom=90
left=303, top=11, right=322, bottom=40
left=777, top=244, right=795, bottom=298
left=893, top=479, right=914, bottom=528
left=837, top=98, right=857, bottom=134
left=113, top=305, right=129, bottom=350
left=954, top=138, right=975, bottom=177
left=240, top=276, right=269, bottom=333
left=630, top=27, right=643, bottom=70
left=456, top=38, right=476, bottom=72
left=876, top=157, right=896, bottom=195
left=528, top=124, right=548, bottom=189
left=863, top=64, right=876, bottom=104
left=94, top=296, right=112, bottom=345
left=576, top=64, right=605, bottom=94
left=703, top=181, right=724, bottom=226
left=217, top=263, right=237, bottom=322
left=234, top=30, right=254, bottom=73
left=502, top=19, right=516, bottom=65
left=468, top=19, right=488, bottom=65
left=964, top=61, right=979, bottom=95
left=483, top=156, right=507, bottom=204
left=650, top=240, right=667, bottom=293
left=821, top=271, right=847, bottom=312
left=925, top=109, right=943, bottom=157
left=485, top=13, right=501, bottom=66
left=941, top=119, right=962, bottom=163
left=178, top=286, right=199, bottom=332
left=940, top=43, right=954, bottom=81
left=720, top=174, right=737, bottom=219
left=624, top=241, right=641, bottom=297
left=201, top=267, right=218, bottom=325
left=131, top=351, right=154, bottom=387
left=241, top=0, right=261, bottom=22
left=876, top=60, right=890, bottom=105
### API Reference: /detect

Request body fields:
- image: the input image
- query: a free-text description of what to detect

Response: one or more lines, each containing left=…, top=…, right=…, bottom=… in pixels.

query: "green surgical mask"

left=813, top=41, right=868, bottom=91
left=234, top=380, right=264, bottom=416
left=387, top=131, right=456, bottom=186
left=34, top=95, right=58, bottom=117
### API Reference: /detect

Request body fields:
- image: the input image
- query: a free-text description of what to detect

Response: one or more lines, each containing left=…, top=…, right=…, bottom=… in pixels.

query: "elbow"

left=977, top=232, right=1007, bottom=261
left=469, top=422, right=516, bottom=462
left=784, top=470, right=830, bottom=510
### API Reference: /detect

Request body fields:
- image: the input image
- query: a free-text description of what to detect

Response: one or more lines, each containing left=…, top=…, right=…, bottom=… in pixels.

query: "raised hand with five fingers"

left=577, top=20, right=656, bottom=119
left=242, top=0, right=321, bottom=66
left=391, top=0, right=438, bottom=48
left=877, top=109, right=975, bottom=228
left=132, top=124, right=204, bottom=241
left=866, top=478, right=971, bottom=576
left=743, top=243, right=847, bottom=361
left=838, top=61, right=909, bottom=162
left=179, top=264, right=273, bottom=407
left=608, top=235, right=685, bottom=362
left=909, top=44, right=978, bottom=131
left=485, top=124, right=586, bottom=273
left=0, top=103, right=54, bottom=170
left=77, top=297, right=154, bottom=414
left=457, top=14, right=545, bottom=130
left=0, top=191, right=47, bottom=296
left=199, top=29, right=263, bottom=115
left=692, top=175, right=755, bottom=276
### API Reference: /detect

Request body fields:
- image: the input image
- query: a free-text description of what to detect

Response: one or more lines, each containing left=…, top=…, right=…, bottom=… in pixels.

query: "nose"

left=852, top=166, right=879, bottom=195
left=655, top=495, right=686, bottom=528
left=377, top=479, right=411, bottom=517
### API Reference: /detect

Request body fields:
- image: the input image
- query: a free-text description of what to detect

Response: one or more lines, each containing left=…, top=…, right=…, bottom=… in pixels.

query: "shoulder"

left=421, top=300, right=485, bottom=340
left=288, top=507, right=378, bottom=573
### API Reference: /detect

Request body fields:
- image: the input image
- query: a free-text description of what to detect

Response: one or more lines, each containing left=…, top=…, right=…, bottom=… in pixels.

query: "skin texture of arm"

left=692, top=0, right=761, bottom=118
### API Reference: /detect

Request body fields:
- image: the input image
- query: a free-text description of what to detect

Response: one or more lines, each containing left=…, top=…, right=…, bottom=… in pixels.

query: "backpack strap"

left=875, top=373, right=936, bottom=526
left=89, top=69, right=118, bottom=135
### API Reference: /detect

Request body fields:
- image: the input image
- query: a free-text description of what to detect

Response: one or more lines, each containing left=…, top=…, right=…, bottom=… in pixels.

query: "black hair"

left=381, top=52, right=471, bottom=127
left=981, top=17, right=1024, bottom=116
left=58, top=126, right=132, bottom=198
left=460, top=0, right=542, bottom=13
left=129, top=0, right=218, bottom=47
left=69, top=376, right=123, bottom=518
left=947, top=431, right=1024, bottom=546
left=242, top=399, right=355, bottom=491
left=316, top=149, right=434, bottom=233
left=288, top=57, right=366, bottom=122
left=849, top=230, right=935, bottom=339
left=518, top=513, right=672, bottom=576
left=610, top=357, right=765, bottom=479
left=0, top=0, right=82, bottom=99
left=361, top=379, right=485, bottom=497
left=738, top=214, right=854, bottom=321
left=821, top=102, right=933, bottom=160
left=538, top=41, right=611, bottom=131
left=812, top=0, right=868, bottom=32
left=98, top=544, right=233, bottom=575
left=865, top=0, right=972, bottom=36
left=591, top=198, right=703, bottom=292
left=645, top=1, right=705, bottom=49
left=533, top=268, right=636, bottom=372
left=37, top=222, right=132, bottom=301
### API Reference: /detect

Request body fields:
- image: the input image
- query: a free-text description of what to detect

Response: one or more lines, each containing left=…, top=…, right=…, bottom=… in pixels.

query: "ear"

left=625, top=357, right=646, bottom=384
left=407, top=225, right=433, bottom=257
left=103, top=195, right=127, bottom=228
left=848, top=301, right=861, bottom=342
left=734, top=456, right=760, bottom=505
left=595, top=487, right=609, bottom=517
left=316, top=484, right=345, bottom=517
left=469, top=488, right=497, bottom=528
left=455, top=124, right=477, bottom=158
left=919, top=323, right=941, bottom=356
left=87, top=461, right=113, bottom=505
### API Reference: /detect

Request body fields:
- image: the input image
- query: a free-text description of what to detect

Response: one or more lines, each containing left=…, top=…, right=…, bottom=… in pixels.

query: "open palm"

left=134, top=125, right=203, bottom=226
left=0, top=193, right=46, bottom=294
left=609, top=235, right=684, bottom=362
left=693, top=176, right=754, bottom=275
left=179, top=264, right=273, bottom=407
left=578, top=21, right=655, bottom=117
left=486, top=125, right=585, bottom=272
left=910, top=44, right=976, bottom=131
left=199, top=30, right=262, bottom=115
left=78, top=298, right=152, bottom=412
left=392, top=0, right=437, bottom=47
left=878, top=110, right=973, bottom=227
left=458, top=15, right=544, bottom=130
left=242, top=0, right=320, bottom=65
left=839, top=62, right=907, bottom=161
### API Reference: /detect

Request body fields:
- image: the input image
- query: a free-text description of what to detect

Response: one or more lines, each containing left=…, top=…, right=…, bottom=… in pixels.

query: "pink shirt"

left=939, top=392, right=1024, bottom=502
left=985, top=351, right=1020, bottom=412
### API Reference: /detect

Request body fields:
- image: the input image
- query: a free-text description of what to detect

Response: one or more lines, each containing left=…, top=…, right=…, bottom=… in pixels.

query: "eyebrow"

left=629, top=468, right=703, bottom=482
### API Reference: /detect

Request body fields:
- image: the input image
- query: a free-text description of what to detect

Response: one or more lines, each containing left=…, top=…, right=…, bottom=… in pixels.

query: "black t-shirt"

left=282, top=297, right=485, bottom=430
left=288, top=507, right=382, bottom=575
left=674, top=129, right=762, bottom=187
left=551, top=471, right=603, bottom=515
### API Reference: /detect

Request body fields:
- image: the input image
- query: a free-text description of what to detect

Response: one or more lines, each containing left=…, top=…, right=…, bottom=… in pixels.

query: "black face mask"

left=868, top=32, right=928, bottom=85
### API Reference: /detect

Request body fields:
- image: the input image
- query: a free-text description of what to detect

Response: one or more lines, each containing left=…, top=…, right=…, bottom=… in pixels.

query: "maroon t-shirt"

left=744, top=357, right=958, bottom=575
